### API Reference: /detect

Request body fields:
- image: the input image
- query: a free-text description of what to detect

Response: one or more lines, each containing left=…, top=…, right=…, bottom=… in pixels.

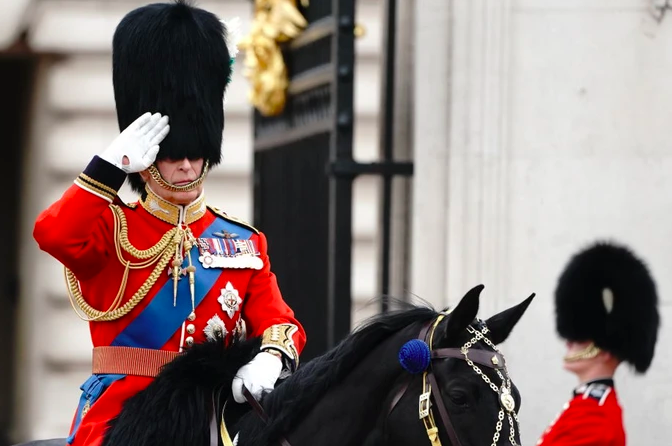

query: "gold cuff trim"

left=261, top=323, right=299, bottom=370
left=79, top=173, right=118, bottom=197
left=139, top=184, right=207, bottom=225
left=75, top=176, right=115, bottom=202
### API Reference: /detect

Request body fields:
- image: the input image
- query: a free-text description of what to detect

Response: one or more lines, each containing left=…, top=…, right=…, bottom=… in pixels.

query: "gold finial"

left=238, top=0, right=308, bottom=116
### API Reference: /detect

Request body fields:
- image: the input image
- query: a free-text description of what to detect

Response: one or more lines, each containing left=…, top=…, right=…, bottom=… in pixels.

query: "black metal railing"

left=253, top=0, right=412, bottom=360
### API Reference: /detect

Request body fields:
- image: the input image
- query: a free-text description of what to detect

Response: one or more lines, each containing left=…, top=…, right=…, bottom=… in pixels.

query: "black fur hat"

left=554, top=241, right=659, bottom=373
left=112, top=0, right=232, bottom=192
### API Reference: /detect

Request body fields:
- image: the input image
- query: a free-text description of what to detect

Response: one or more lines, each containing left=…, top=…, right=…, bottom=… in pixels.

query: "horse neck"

left=286, top=323, right=421, bottom=445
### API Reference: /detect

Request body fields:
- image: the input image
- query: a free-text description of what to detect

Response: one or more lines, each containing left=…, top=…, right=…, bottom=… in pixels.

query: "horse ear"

left=485, top=293, right=535, bottom=345
left=443, top=284, right=484, bottom=340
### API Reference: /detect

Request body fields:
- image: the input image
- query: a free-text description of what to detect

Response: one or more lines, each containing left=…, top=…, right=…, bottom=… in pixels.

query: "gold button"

left=188, top=312, right=196, bottom=321
left=185, top=336, right=194, bottom=346
left=187, top=324, right=195, bottom=334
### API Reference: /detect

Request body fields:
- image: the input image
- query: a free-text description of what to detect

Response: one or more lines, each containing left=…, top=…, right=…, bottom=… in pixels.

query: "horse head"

left=384, top=284, right=534, bottom=446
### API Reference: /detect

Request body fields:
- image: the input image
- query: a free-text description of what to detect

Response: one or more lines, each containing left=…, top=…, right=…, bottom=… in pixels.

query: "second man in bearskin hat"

left=537, top=241, right=659, bottom=445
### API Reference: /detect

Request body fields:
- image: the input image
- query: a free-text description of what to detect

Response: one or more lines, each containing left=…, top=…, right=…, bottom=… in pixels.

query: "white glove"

left=232, top=351, right=283, bottom=404
left=100, top=112, right=170, bottom=173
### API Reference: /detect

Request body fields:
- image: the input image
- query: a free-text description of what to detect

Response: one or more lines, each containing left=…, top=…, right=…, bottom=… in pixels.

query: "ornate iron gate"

left=248, top=0, right=412, bottom=361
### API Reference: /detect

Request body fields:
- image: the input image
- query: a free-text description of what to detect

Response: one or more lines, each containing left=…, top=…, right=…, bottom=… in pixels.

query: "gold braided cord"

left=111, top=204, right=179, bottom=260
left=65, top=204, right=186, bottom=322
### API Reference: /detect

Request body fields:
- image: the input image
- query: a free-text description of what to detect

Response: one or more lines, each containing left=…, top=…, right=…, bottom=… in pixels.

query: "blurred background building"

left=0, top=0, right=671, bottom=444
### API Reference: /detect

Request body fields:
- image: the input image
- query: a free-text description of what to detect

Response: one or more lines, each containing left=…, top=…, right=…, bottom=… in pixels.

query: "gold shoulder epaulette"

left=207, top=205, right=259, bottom=234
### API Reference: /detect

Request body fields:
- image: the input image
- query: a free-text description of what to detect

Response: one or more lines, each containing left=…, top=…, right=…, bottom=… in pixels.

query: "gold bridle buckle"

left=419, top=390, right=431, bottom=419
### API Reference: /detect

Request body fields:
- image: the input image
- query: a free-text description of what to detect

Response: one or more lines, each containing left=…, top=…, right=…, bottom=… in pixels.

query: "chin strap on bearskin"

left=147, top=160, right=210, bottom=193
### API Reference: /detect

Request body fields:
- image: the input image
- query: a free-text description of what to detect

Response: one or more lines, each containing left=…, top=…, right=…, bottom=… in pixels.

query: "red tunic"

left=537, top=379, right=625, bottom=446
left=33, top=156, right=306, bottom=446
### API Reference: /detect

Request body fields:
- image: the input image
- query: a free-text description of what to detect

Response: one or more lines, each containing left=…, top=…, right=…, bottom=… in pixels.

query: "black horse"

left=16, top=284, right=534, bottom=446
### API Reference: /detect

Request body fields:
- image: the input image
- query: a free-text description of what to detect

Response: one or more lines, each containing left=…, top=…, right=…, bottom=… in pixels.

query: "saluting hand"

left=100, top=112, right=170, bottom=173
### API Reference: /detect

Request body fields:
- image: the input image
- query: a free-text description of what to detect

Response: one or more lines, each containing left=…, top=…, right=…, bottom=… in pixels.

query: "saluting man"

left=32, top=2, right=305, bottom=445
left=537, top=241, right=659, bottom=446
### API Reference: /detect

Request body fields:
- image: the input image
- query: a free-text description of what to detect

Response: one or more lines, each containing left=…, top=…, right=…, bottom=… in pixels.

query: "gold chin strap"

left=419, top=314, right=447, bottom=446
left=564, top=342, right=602, bottom=362
left=148, top=160, right=210, bottom=193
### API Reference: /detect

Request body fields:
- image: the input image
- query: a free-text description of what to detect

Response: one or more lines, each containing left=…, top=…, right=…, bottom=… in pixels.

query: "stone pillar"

left=410, top=0, right=513, bottom=316
left=383, top=0, right=415, bottom=305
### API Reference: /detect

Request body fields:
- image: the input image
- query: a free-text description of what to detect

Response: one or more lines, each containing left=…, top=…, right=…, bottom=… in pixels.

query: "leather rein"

left=218, top=385, right=291, bottom=446
left=387, top=313, right=520, bottom=446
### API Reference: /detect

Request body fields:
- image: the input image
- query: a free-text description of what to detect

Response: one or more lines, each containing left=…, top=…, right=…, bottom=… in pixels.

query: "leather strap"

left=387, top=377, right=411, bottom=416
left=242, top=386, right=292, bottom=446
left=418, top=322, right=432, bottom=344
left=92, top=346, right=181, bottom=377
left=431, top=348, right=505, bottom=370
left=427, top=371, right=462, bottom=446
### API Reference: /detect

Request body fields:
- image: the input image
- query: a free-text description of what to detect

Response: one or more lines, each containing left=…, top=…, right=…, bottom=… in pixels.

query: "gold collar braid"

left=140, top=184, right=207, bottom=226
left=148, top=160, right=209, bottom=193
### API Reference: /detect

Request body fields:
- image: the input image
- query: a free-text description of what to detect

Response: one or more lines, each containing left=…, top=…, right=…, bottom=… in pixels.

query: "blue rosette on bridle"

left=398, top=339, right=431, bottom=374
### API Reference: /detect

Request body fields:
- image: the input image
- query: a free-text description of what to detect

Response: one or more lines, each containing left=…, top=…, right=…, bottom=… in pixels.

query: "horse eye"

left=448, top=390, right=469, bottom=407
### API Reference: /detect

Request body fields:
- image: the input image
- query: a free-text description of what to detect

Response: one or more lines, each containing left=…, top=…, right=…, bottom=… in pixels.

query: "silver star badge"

left=218, top=281, right=242, bottom=319
left=204, top=314, right=228, bottom=341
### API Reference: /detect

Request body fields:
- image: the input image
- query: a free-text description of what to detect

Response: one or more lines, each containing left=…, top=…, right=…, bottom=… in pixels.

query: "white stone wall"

left=10, top=0, right=384, bottom=440
left=411, top=0, right=672, bottom=443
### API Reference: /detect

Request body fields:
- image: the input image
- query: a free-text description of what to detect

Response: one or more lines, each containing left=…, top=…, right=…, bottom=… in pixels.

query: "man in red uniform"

left=537, top=241, right=659, bottom=445
left=32, top=2, right=305, bottom=445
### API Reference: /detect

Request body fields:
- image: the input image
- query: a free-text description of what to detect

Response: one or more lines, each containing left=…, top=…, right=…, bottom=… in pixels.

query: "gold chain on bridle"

left=420, top=314, right=520, bottom=446
left=462, top=325, right=520, bottom=446
left=65, top=203, right=197, bottom=321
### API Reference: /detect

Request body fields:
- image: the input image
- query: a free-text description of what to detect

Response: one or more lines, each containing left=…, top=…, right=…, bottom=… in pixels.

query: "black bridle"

left=387, top=314, right=517, bottom=446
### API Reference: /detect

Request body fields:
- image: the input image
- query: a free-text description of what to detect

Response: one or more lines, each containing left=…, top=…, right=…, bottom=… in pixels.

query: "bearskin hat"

left=554, top=240, right=659, bottom=373
left=112, top=0, right=232, bottom=192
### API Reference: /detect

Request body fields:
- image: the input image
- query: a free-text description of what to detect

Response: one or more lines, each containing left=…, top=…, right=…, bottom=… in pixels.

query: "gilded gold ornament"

left=238, top=0, right=308, bottom=116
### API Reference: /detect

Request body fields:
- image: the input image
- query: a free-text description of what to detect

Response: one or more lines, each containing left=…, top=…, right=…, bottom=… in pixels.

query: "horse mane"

left=103, top=337, right=261, bottom=446
left=241, top=300, right=439, bottom=442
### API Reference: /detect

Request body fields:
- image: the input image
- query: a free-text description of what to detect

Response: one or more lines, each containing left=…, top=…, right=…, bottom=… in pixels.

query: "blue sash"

left=66, top=374, right=125, bottom=444
left=111, top=217, right=253, bottom=349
